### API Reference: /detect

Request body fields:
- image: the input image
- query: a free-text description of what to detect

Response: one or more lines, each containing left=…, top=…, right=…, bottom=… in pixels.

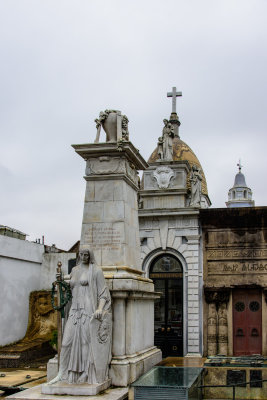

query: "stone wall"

left=0, top=235, right=44, bottom=346
left=0, top=235, right=76, bottom=346
left=40, top=252, right=76, bottom=289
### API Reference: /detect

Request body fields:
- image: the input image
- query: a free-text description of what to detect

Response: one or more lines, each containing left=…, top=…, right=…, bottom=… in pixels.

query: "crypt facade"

left=138, top=88, right=211, bottom=357
left=200, top=207, right=267, bottom=357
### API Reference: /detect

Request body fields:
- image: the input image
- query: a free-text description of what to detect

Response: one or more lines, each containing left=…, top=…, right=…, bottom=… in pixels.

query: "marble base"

left=110, top=347, right=162, bottom=386
left=41, top=379, right=111, bottom=396
left=7, top=384, right=128, bottom=400
left=46, top=355, right=58, bottom=382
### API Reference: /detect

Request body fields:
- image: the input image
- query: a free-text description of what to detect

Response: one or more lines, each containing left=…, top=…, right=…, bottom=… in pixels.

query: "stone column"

left=73, top=142, right=143, bottom=269
left=112, top=295, right=126, bottom=357
left=218, top=302, right=228, bottom=356
left=186, top=235, right=201, bottom=355
left=207, top=302, right=217, bottom=356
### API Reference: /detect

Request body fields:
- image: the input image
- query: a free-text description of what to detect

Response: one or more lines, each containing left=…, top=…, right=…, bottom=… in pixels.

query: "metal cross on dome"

left=167, top=87, right=182, bottom=114
left=237, top=159, right=243, bottom=172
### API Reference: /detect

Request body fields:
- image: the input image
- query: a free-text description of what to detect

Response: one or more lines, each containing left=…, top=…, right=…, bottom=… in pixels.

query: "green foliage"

left=49, top=329, right=58, bottom=349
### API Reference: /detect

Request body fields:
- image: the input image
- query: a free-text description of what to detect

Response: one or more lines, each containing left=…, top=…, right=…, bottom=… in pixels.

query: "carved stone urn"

left=102, top=112, right=118, bottom=142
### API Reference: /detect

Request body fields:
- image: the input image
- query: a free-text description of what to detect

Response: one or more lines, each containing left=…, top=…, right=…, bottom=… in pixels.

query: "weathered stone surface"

left=200, top=208, right=267, bottom=288
left=8, top=384, right=128, bottom=400
left=201, top=207, right=267, bottom=357
left=203, top=366, right=267, bottom=399
left=110, top=347, right=162, bottom=387
left=42, top=379, right=111, bottom=396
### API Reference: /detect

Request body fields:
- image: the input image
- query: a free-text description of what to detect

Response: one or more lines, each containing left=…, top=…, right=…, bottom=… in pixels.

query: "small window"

left=150, top=255, right=182, bottom=273
left=233, top=191, right=236, bottom=199
left=244, top=190, right=247, bottom=198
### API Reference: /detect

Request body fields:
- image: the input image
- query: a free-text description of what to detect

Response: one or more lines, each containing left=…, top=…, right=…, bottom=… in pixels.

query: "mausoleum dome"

left=147, top=136, right=208, bottom=196
left=226, top=162, right=254, bottom=208
left=233, top=171, right=247, bottom=187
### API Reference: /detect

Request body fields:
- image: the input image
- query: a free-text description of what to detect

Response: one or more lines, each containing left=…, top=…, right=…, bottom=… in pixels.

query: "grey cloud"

left=0, top=0, right=267, bottom=248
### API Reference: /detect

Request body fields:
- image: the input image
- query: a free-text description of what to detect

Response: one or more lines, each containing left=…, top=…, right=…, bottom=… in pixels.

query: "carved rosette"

left=153, top=166, right=174, bottom=189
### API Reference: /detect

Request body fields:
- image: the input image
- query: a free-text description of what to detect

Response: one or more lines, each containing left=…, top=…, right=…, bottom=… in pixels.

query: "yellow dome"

left=148, top=136, right=208, bottom=196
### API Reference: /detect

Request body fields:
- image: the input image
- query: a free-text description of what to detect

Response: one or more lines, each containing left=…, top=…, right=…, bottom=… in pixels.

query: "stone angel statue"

left=157, top=119, right=174, bottom=161
left=48, top=249, right=112, bottom=385
left=189, top=165, right=202, bottom=207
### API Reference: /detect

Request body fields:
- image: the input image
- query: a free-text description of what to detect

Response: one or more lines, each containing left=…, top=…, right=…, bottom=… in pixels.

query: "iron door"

left=233, top=289, right=262, bottom=356
left=153, top=277, right=183, bottom=357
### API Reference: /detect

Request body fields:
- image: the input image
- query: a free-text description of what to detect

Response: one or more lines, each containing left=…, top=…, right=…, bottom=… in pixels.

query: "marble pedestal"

left=107, top=270, right=162, bottom=386
left=42, top=379, right=111, bottom=396
left=71, top=141, right=162, bottom=386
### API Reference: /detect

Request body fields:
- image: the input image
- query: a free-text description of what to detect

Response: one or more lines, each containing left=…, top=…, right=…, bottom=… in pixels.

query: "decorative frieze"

left=85, top=157, right=139, bottom=187
left=207, top=248, right=267, bottom=260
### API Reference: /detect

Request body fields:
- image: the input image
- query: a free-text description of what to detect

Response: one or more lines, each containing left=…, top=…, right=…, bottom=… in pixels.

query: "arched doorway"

left=149, top=254, right=183, bottom=357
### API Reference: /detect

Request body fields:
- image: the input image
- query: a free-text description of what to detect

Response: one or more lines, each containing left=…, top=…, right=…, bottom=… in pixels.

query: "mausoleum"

left=138, top=87, right=211, bottom=357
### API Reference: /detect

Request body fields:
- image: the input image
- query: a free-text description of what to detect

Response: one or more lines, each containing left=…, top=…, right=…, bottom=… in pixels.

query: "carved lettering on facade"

left=208, top=261, right=267, bottom=275
left=207, top=248, right=267, bottom=260
left=84, top=227, right=122, bottom=250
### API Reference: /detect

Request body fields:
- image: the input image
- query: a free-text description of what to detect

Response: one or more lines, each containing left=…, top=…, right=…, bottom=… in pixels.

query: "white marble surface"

left=8, top=384, right=128, bottom=400
left=110, top=347, right=162, bottom=386
left=42, top=379, right=111, bottom=395
left=80, top=155, right=141, bottom=270
left=46, top=356, right=58, bottom=382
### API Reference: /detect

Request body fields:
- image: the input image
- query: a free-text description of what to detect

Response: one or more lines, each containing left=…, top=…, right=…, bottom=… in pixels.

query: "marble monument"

left=43, top=249, right=112, bottom=395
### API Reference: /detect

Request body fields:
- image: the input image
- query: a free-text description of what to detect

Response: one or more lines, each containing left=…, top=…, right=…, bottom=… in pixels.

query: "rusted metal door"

left=233, top=289, right=262, bottom=356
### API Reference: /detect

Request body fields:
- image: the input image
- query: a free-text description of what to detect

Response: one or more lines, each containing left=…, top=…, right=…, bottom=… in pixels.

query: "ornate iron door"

left=149, top=255, right=184, bottom=357
left=233, top=289, right=262, bottom=356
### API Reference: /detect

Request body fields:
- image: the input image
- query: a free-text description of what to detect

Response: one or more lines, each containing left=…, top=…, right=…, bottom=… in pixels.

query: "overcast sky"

left=1, top=0, right=267, bottom=250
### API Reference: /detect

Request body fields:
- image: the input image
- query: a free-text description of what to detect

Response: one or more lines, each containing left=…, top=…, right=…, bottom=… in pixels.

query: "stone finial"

left=94, top=110, right=129, bottom=144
